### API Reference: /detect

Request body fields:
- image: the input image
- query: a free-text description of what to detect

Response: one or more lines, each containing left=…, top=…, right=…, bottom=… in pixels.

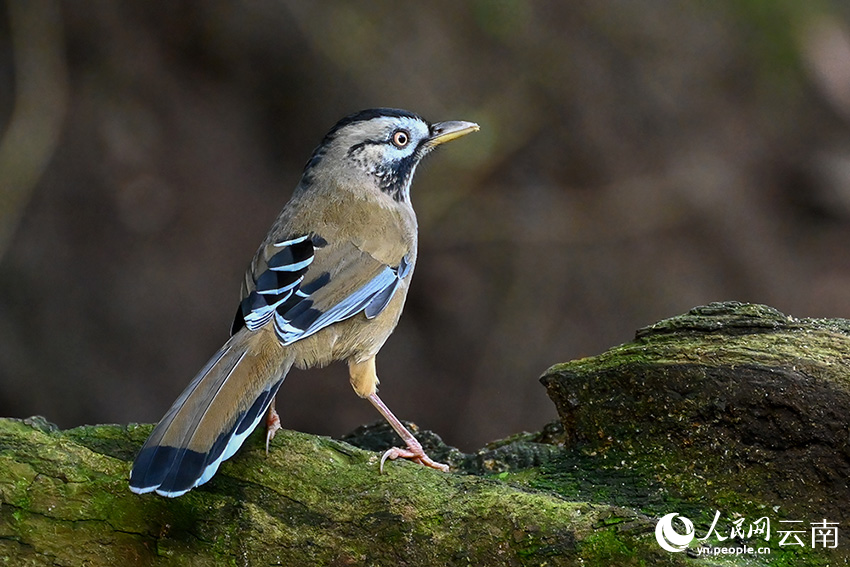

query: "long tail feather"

left=130, top=325, right=293, bottom=497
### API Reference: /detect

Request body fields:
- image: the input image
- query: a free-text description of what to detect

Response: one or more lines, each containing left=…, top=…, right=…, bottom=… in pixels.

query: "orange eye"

left=391, top=130, right=410, bottom=148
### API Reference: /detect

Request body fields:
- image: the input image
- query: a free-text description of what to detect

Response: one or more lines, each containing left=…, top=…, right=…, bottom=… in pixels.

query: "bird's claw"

left=379, top=446, right=449, bottom=473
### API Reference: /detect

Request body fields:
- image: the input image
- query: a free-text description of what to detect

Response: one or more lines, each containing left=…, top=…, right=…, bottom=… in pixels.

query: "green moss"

left=579, top=529, right=641, bottom=566
left=0, top=417, right=787, bottom=566
left=539, top=303, right=850, bottom=564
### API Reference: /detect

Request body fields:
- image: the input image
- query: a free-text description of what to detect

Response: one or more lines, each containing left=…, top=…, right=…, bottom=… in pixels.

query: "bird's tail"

left=130, top=325, right=294, bottom=497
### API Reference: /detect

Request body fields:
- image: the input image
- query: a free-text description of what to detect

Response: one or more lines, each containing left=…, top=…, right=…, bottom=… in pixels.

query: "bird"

left=129, top=108, right=479, bottom=497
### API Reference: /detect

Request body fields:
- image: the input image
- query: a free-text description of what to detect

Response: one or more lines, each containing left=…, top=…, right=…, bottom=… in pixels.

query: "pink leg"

left=367, top=393, right=449, bottom=473
left=265, top=397, right=281, bottom=455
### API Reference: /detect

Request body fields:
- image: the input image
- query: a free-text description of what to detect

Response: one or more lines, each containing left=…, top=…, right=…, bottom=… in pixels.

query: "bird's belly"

left=289, top=284, right=407, bottom=370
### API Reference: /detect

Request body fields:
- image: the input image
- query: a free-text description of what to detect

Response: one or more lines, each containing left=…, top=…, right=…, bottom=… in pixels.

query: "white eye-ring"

left=391, top=129, right=410, bottom=148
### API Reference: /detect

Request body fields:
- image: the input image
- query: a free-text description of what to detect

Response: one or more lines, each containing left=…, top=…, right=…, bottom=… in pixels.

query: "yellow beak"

left=426, top=120, right=480, bottom=148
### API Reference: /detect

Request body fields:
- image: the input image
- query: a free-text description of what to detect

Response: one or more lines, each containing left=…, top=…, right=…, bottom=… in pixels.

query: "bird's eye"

left=391, top=130, right=410, bottom=148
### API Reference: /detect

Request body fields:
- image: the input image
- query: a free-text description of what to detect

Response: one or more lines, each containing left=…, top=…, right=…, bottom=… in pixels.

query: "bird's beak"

left=426, top=120, right=480, bottom=148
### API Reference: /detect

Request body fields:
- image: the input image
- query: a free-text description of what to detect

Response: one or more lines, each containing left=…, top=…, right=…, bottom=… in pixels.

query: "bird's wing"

left=233, top=233, right=412, bottom=344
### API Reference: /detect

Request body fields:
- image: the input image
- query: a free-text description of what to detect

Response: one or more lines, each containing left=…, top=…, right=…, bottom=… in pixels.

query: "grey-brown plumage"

left=130, top=108, right=478, bottom=497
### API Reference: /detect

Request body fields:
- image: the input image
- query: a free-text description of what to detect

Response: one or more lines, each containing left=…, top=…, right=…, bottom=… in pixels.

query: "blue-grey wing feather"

left=236, top=234, right=410, bottom=345
left=363, top=254, right=411, bottom=319
left=274, top=265, right=398, bottom=343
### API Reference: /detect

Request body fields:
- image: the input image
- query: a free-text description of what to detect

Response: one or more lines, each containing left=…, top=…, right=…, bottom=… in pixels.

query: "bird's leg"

left=349, top=356, right=448, bottom=472
left=264, top=396, right=281, bottom=455
left=366, top=392, right=450, bottom=473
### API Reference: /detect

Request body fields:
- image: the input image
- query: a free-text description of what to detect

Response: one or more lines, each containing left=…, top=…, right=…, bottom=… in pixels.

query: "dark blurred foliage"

left=2, top=1, right=850, bottom=451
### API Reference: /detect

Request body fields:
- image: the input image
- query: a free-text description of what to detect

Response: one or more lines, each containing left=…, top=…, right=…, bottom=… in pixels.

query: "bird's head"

left=301, top=108, right=479, bottom=202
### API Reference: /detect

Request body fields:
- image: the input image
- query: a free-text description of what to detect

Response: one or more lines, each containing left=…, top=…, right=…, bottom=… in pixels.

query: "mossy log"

left=0, top=418, right=664, bottom=566
left=541, top=302, right=850, bottom=564
left=542, top=302, right=850, bottom=525
left=1, top=302, right=848, bottom=565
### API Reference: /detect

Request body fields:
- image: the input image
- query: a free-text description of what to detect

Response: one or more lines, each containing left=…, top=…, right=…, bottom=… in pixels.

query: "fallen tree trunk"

left=0, top=302, right=847, bottom=565
left=0, top=417, right=659, bottom=566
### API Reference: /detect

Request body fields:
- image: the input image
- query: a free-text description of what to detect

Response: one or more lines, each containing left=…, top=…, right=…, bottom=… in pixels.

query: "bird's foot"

left=379, top=439, right=449, bottom=473
left=363, top=392, right=449, bottom=473
left=265, top=405, right=281, bottom=455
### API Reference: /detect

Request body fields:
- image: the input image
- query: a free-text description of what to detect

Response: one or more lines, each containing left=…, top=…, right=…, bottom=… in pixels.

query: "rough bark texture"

left=0, top=417, right=667, bottom=567
left=542, top=301, right=850, bottom=563
left=1, top=302, right=848, bottom=565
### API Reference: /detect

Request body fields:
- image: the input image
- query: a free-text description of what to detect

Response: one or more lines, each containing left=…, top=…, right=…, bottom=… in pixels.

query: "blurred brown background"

left=2, top=1, right=850, bottom=452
